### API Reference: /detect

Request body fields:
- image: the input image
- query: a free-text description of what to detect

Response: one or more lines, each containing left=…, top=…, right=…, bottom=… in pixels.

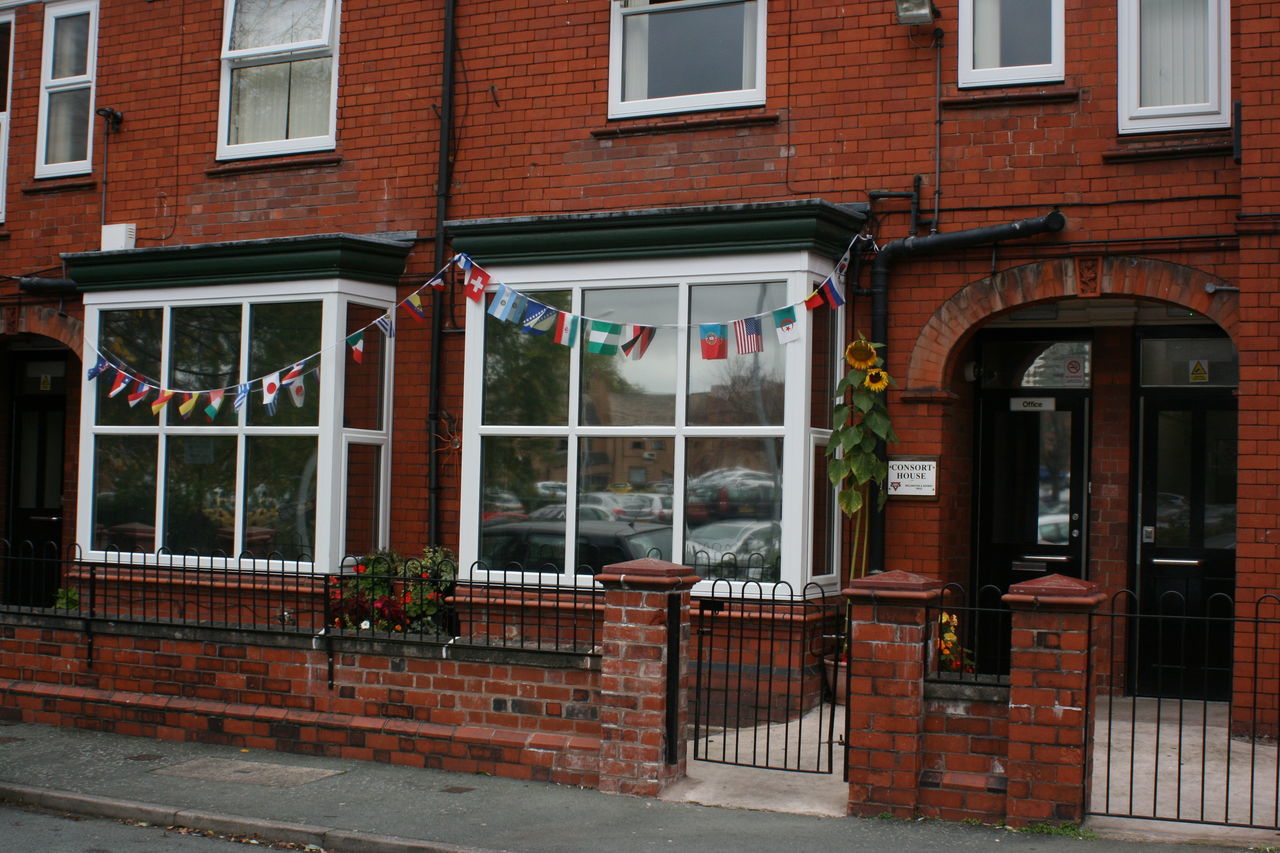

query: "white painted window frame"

left=35, top=0, right=97, bottom=178
left=608, top=0, right=767, bottom=120
left=216, top=0, right=339, bottom=161
left=0, top=13, right=13, bottom=219
left=458, top=251, right=843, bottom=596
left=1117, top=0, right=1230, bottom=134
left=78, top=278, right=395, bottom=574
left=958, top=0, right=1064, bottom=88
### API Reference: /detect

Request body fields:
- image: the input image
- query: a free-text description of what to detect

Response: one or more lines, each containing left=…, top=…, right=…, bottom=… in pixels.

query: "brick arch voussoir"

left=906, top=257, right=1236, bottom=391
left=0, top=305, right=84, bottom=359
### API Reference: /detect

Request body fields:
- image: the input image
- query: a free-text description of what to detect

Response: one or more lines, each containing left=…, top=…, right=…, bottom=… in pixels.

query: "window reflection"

left=581, top=287, right=676, bottom=426
left=248, top=302, right=322, bottom=427
left=93, top=436, right=157, bottom=551
left=687, top=282, right=786, bottom=426
left=684, top=437, right=782, bottom=581
left=169, top=305, right=241, bottom=427
left=483, top=290, right=571, bottom=426
left=164, top=436, right=237, bottom=556
left=97, top=309, right=162, bottom=427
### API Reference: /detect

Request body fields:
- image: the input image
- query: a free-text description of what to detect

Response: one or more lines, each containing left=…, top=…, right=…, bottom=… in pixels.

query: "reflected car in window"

left=479, top=520, right=672, bottom=574
left=684, top=519, right=781, bottom=581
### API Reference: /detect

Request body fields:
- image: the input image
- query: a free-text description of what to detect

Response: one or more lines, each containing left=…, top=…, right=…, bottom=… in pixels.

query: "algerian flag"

left=587, top=320, right=622, bottom=355
left=772, top=306, right=802, bottom=345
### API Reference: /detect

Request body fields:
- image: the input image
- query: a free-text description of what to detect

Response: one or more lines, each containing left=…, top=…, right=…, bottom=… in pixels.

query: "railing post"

left=594, top=558, right=700, bottom=796
left=843, top=570, right=945, bottom=818
left=1002, top=574, right=1105, bottom=827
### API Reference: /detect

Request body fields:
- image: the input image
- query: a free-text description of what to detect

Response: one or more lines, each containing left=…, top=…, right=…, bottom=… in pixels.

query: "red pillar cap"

left=596, top=558, right=701, bottom=590
left=1004, top=573, right=1105, bottom=608
left=844, top=570, right=945, bottom=601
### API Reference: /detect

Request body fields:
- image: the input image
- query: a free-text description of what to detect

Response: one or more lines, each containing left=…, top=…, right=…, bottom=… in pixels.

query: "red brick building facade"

left=0, top=0, right=1274, bottom=747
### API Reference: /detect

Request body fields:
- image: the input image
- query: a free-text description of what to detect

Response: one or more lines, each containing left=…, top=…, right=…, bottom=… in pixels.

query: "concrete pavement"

left=0, top=719, right=1272, bottom=852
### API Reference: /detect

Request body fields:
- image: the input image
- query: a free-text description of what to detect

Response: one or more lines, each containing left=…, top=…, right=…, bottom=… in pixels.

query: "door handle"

left=1021, top=554, right=1069, bottom=562
left=30, top=515, right=61, bottom=522
left=1151, top=558, right=1201, bottom=566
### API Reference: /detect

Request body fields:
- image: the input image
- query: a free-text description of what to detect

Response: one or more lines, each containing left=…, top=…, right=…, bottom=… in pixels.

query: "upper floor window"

left=0, top=14, right=13, bottom=217
left=1118, top=0, right=1230, bottom=134
left=218, top=0, right=338, bottom=160
left=36, top=0, right=97, bottom=178
left=958, top=0, right=1063, bottom=88
left=608, top=0, right=766, bottom=119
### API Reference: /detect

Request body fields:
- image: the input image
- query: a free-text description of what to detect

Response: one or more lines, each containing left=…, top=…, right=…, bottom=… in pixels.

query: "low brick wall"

left=919, top=680, right=1010, bottom=820
left=0, top=615, right=601, bottom=786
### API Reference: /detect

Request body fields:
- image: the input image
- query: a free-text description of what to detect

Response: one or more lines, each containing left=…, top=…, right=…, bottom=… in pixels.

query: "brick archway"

left=0, top=305, right=84, bottom=359
left=905, top=256, right=1238, bottom=392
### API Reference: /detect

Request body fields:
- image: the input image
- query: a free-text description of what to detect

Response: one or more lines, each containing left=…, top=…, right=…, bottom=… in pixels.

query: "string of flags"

left=86, top=234, right=870, bottom=418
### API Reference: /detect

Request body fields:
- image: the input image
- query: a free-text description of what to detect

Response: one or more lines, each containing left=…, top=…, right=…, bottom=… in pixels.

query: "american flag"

left=733, top=317, right=764, bottom=355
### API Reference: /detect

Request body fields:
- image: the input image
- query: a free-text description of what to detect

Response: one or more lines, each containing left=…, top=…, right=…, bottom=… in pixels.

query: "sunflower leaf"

left=831, top=404, right=851, bottom=430
left=838, top=489, right=863, bottom=515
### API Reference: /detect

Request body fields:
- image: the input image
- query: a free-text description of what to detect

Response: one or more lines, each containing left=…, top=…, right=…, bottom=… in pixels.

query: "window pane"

left=687, top=282, right=785, bottom=426
left=483, top=290, right=570, bottom=426
left=1139, top=0, right=1207, bottom=108
left=229, top=62, right=288, bottom=145
left=1154, top=410, right=1192, bottom=547
left=244, top=436, right=317, bottom=560
left=92, top=435, right=156, bottom=552
left=581, top=287, right=676, bottom=425
left=248, top=301, right=321, bottom=426
left=0, top=22, right=13, bottom=112
left=167, top=305, right=242, bottom=427
left=1139, top=338, right=1237, bottom=387
left=624, top=0, right=755, bottom=101
left=286, top=57, right=331, bottom=137
left=810, top=302, right=837, bottom=429
left=97, top=309, right=163, bottom=427
left=980, top=340, right=1091, bottom=389
left=51, top=12, right=89, bottom=78
left=1204, top=409, right=1235, bottom=550
left=45, top=87, right=89, bottom=163
left=344, top=303, right=387, bottom=430
left=684, top=436, right=782, bottom=581
left=164, top=436, right=237, bottom=556
left=479, top=436, right=562, bottom=571
left=344, top=443, right=381, bottom=557
left=230, top=0, right=327, bottom=50
left=576, top=437, right=673, bottom=573
left=811, top=444, right=834, bottom=577
left=972, top=0, right=1052, bottom=69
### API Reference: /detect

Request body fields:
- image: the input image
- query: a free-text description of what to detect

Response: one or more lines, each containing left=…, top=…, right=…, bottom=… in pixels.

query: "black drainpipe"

left=866, top=208, right=1066, bottom=574
left=428, top=0, right=458, bottom=545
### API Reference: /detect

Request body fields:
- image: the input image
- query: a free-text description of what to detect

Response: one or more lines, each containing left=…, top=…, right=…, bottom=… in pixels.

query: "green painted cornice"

left=65, top=233, right=415, bottom=291
left=447, top=199, right=867, bottom=265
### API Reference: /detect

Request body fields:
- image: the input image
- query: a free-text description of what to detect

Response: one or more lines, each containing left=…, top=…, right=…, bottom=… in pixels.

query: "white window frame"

left=0, top=13, right=13, bottom=219
left=78, top=278, right=395, bottom=574
left=1117, top=0, right=1230, bottom=134
left=608, top=0, right=767, bottom=120
left=35, top=0, right=97, bottom=178
left=458, top=251, right=843, bottom=595
left=958, top=0, right=1064, bottom=88
left=216, top=0, right=339, bottom=161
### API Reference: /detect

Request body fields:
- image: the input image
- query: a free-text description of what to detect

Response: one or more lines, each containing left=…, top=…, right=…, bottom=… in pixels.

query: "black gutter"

left=428, top=0, right=458, bottom=545
left=866, top=209, right=1066, bottom=574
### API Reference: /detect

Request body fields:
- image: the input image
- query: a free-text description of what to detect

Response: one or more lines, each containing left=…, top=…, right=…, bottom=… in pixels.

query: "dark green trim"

left=66, top=233, right=416, bottom=292
left=447, top=199, right=867, bottom=265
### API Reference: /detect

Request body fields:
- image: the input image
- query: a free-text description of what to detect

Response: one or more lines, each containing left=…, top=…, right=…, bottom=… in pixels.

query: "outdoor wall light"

left=894, top=0, right=938, bottom=25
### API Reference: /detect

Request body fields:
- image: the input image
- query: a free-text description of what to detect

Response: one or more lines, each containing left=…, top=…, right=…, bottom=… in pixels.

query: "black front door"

left=4, top=353, right=68, bottom=606
left=1134, top=394, right=1236, bottom=699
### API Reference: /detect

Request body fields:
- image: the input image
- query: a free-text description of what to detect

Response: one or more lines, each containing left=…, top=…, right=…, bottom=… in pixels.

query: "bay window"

left=460, top=252, right=843, bottom=592
left=958, top=0, right=1063, bottom=88
left=218, top=0, right=339, bottom=160
left=36, top=0, right=97, bottom=177
left=1118, top=0, right=1230, bottom=133
left=609, top=0, right=767, bottom=119
left=80, top=280, right=393, bottom=570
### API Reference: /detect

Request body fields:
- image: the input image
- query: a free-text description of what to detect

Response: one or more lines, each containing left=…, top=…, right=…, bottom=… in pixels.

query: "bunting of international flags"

left=86, top=237, right=869, bottom=419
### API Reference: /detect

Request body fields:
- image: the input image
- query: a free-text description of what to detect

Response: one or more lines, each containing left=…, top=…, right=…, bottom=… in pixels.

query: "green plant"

left=937, top=611, right=975, bottom=674
left=329, top=546, right=457, bottom=634
left=826, top=335, right=899, bottom=576
left=1017, top=822, right=1095, bottom=839
left=53, top=587, right=80, bottom=610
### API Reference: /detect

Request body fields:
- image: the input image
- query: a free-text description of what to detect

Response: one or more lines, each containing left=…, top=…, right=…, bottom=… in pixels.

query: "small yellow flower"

left=864, top=368, right=890, bottom=392
left=845, top=339, right=877, bottom=370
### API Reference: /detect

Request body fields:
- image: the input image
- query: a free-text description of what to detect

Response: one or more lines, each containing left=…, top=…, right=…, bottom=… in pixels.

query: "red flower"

left=354, top=563, right=366, bottom=574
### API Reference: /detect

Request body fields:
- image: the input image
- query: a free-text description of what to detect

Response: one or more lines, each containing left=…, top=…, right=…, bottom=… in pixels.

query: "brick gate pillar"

left=1002, top=574, right=1105, bottom=827
left=594, top=557, right=700, bottom=796
left=843, top=569, right=945, bottom=817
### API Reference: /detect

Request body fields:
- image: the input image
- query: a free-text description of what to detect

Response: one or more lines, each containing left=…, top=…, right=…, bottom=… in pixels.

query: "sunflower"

left=845, top=338, right=877, bottom=370
left=864, top=368, right=890, bottom=392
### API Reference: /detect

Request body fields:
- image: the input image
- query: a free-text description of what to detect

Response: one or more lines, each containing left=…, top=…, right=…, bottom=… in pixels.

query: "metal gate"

left=691, top=581, right=845, bottom=774
left=1091, top=590, right=1280, bottom=829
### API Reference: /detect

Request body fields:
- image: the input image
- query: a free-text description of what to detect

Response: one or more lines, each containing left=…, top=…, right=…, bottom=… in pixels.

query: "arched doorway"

left=908, top=257, right=1238, bottom=696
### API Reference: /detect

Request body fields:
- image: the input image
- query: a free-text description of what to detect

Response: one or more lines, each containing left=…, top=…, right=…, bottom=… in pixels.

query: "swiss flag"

left=464, top=266, right=491, bottom=302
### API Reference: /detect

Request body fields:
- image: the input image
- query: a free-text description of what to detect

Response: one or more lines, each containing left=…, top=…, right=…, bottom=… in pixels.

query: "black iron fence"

left=924, top=583, right=1012, bottom=683
left=1091, top=590, right=1280, bottom=829
left=0, top=542, right=603, bottom=654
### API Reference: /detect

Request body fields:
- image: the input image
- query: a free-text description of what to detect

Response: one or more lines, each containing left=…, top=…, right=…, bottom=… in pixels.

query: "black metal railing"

left=1092, top=589, right=1280, bottom=829
left=924, top=583, right=1012, bottom=683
